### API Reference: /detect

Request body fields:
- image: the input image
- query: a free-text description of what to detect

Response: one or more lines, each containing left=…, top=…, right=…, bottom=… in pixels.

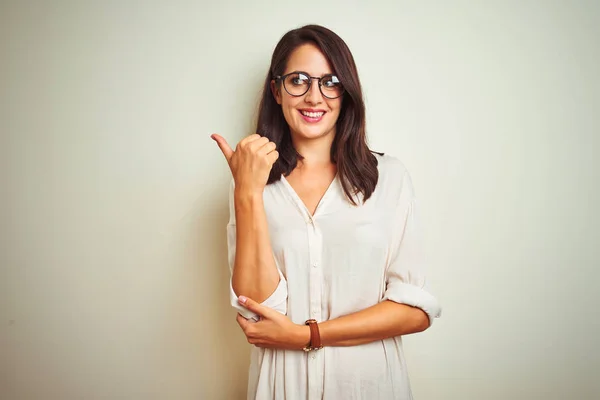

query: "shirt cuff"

left=230, top=269, right=288, bottom=321
left=382, top=282, right=442, bottom=326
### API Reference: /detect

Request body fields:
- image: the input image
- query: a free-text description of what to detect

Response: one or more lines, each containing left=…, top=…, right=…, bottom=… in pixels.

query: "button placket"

left=308, top=224, right=321, bottom=322
left=306, top=216, right=324, bottom=400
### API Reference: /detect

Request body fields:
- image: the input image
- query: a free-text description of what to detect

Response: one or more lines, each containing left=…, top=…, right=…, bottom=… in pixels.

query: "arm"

left=235, top=167, right=441, bottom=349
left=315, top=173, right=440, bottom=346
left=231, top=184, right=280, bottom=303
left=309, top=168, right=440, bottom=347
left=235, top=298, right=428, bottom=350
left=318, top=301, right=429, bottom=346
left=213, top=133, right=287, bottom=320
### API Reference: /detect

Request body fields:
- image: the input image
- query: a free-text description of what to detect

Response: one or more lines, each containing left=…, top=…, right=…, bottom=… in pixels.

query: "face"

left=271, top=43, right=342, bottom=142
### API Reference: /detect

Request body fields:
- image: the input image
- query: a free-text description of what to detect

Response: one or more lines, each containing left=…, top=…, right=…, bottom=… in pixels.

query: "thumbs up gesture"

left=211, top=133, right=279, bottom=195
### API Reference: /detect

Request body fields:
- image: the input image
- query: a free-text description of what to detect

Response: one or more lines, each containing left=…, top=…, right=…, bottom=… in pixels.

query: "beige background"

left=1, top=1, right=599, bottom=399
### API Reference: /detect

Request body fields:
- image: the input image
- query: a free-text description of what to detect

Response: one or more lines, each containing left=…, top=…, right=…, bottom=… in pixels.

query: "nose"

left=304, top=78, right=323, bottom=105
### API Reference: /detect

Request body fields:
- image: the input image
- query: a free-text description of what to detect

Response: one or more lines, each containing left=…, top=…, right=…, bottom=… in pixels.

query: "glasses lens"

left=320, top=75, right=343, bottom=98
left=284, top=73, right=310, bottom=96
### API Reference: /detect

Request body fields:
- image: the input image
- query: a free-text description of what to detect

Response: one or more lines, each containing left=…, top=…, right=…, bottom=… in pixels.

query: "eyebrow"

left=285, top=70, right=336, bottom=77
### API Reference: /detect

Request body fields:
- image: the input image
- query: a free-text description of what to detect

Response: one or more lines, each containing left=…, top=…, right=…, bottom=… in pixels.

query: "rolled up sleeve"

left=226, top=179, right=288, bottom=321
left=382, top=171, right=442, bottom=326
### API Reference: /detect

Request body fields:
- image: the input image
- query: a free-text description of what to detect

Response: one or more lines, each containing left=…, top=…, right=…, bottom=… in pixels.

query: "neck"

left=291, top=130, right=336, bottom=169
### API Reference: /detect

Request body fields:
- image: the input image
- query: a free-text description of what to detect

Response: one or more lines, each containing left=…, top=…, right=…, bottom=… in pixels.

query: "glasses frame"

left=274, top=71, right=344, bottom=99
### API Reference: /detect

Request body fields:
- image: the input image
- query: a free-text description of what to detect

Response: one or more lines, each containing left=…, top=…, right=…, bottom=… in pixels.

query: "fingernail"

left=238, top=296, right=247, bottom=304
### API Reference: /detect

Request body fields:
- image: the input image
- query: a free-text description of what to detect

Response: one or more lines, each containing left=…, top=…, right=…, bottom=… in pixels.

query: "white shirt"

left=227, top=153, right=441, bottom=400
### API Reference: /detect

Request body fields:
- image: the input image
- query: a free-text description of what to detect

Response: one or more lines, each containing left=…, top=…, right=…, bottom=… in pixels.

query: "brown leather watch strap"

left=303, top=319, right=322, bottom=351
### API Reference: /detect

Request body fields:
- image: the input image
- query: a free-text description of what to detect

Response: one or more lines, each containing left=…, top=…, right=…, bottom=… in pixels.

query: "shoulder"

left=374, top=152, right=410, bottom=183
left=372, top=152, right=415, bottom=200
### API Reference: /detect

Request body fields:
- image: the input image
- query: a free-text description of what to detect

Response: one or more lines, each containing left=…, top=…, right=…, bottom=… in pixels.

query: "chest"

left=265, top=177, right=393, bottom=259
left=284, top=171, right=337, bottom=216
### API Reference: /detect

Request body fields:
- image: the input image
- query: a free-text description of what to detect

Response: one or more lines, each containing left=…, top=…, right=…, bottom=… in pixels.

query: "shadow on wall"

left=152, top=189, right=250, bottom=398
left=181, top=62, right=267, bottom=398
left=196, top=193, right=250, bottom=398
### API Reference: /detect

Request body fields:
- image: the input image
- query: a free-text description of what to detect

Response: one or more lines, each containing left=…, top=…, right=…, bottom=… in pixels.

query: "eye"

left=289, top=73, right=309, bottom=86
left=322, top=75, right=341, bottom=88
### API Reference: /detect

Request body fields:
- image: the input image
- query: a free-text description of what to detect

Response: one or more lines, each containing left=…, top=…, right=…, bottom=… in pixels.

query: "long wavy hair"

left=258, top=24, right=379, bottom=205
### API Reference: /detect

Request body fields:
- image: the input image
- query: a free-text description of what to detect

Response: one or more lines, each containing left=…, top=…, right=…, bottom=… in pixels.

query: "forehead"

left=284, top=43, right=334, bottom=76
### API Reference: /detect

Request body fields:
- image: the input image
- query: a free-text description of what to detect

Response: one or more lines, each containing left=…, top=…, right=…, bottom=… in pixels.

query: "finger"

left=236, top=313, right=250, bottom=331
left=266, top=150, right=279, bottom=165
left=257, top=141, right=277, bottom=156
left=247, top=136, right=270, bottom=151
left=239, top=134, right=261, bottom=146
left=254, top=341, right=276, bottom=349
left=238, top=296, right=274, bottom=319
left=210, top=134, right=234, bottom=162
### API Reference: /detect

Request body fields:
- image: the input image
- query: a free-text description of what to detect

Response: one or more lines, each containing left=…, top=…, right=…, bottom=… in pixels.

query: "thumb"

left=238, top=296, right=273, bottom=318
left=210, top=133, right=234, bottom=162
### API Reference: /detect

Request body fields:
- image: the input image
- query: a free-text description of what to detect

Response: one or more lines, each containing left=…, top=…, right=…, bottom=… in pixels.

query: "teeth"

left=300, top=111, right=324, bottom=118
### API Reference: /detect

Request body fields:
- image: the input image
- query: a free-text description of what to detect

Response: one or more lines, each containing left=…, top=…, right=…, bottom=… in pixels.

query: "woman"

left=211, top=24, right=441, bottom=400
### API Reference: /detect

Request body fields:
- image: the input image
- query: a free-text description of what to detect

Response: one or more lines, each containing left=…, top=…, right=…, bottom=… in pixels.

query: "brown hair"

left=258, top=24, right=379, bottom=205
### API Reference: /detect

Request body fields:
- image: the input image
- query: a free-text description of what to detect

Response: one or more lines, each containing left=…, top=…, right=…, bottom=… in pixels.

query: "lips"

left=298, top=109, right=326, bottom=123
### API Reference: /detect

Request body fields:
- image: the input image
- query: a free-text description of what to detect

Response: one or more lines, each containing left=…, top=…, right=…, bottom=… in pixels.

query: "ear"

left=270, top=80, right=282, bottom=105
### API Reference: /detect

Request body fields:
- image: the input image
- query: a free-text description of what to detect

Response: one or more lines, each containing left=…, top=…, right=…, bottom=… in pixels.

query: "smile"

left=299, top=110, right=325, bottom=122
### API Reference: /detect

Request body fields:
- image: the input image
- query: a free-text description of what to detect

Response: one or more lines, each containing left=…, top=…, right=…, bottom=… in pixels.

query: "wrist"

left=294, top=324, right=311, bottom=350
left=234, top=188, right=263, bottom=207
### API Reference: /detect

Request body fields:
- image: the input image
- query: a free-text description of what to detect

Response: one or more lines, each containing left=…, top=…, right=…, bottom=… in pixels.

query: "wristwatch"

left=302, top=319, right=323, bottom=351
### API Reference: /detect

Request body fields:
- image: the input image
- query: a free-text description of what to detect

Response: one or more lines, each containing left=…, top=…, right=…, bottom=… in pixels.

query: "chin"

left=293, top=126, right=334, bottom=140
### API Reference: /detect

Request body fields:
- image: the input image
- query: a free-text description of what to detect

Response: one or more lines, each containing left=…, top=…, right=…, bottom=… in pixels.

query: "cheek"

left=329, top=99, right=342, bottom=111
left=282, top=103, right=295, bottom=115
left=282, top=99, right=300, bottom=118
left=279, top=106, right=296, bottom=127
left=282, top=96, right=300, bottom=109
left=327, top=102, right=342, bottom=121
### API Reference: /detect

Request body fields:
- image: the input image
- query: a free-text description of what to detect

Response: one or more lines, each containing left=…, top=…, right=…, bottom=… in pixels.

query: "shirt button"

left=312, top=263, right=317, bottom=268
left=311, top=355, right=316, bottom=360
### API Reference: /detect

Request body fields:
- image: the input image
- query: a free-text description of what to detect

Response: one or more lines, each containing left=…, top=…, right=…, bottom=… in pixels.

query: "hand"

left=211, top=133, right=279, bottom=195
left=236, top=296, right=310, bottom=350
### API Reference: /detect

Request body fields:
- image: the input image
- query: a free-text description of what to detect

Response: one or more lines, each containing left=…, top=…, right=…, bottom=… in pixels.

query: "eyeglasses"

left=275, top=71, right=344, bottom=99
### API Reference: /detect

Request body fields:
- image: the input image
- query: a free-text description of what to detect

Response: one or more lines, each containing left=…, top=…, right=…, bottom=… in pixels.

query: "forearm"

left=318, top=300, right=430, bottom=347
left=231, top=189, right=279, bottom=303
